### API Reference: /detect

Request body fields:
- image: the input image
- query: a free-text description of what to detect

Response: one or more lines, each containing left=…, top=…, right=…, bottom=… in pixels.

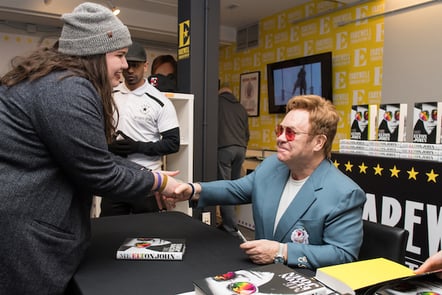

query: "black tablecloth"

left=70, top=211, right=256, bottom=294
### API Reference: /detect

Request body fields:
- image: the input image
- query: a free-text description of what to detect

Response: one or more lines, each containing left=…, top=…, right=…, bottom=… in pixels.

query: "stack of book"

left=339, top=139, right=442, bottom=161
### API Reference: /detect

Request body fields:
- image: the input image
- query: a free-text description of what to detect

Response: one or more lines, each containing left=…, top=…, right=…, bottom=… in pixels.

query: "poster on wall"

left=240, top=71, right=260, bottom=117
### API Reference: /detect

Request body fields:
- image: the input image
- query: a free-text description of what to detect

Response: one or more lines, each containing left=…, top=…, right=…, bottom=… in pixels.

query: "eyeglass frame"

left=419, top=109, right=437, bottom=121
left=275, top=124, right=312, bottom=142
left=384, top=110, right=400, bottom=121
left=355, top=111, right=369, bottom=121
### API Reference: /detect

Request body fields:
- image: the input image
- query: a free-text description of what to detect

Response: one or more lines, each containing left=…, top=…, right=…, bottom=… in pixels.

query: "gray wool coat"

left=0, top=71, right=154, bottom=294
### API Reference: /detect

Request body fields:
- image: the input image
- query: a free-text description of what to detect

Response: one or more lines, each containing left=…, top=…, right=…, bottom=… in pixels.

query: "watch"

left=273, top=243, right=285, bottom=264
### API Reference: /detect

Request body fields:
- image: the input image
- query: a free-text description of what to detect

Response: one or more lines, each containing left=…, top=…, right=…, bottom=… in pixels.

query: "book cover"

left=193, top=263, right=328, bottom=295
left=373, top=271, right=442, bottom=295
left=314, top=258, right=415, bottom=295
left=412, top=101, right=439, bottom=144
left=116, top=237, right=186, bottom=260
left=350, top=104, right=377, bottom=140
left=439, top=102, right=442, bottom=144
left=377, top=103, right=407, bottom=142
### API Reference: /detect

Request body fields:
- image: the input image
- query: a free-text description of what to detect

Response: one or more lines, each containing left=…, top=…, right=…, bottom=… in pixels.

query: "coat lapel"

left=273, top=159, right=331, bottom=241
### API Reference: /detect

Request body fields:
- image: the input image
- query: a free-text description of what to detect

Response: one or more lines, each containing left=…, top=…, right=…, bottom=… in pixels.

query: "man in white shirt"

left=101, top=42, right=180, bottom=215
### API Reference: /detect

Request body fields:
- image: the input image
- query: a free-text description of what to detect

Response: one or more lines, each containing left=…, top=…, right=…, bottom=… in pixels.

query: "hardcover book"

left=116, top=237, right=186, bottom=260
left=373, top=272, right=442, bottom=295
left=350, top=104, right=377, bottom=140
left=314, top=258, right=415, bottom=295
left=377, top=103, right=407, bottom=142
left=412, top=101, right=441, bottom=144
left=193, top=263, right=328, bottom=295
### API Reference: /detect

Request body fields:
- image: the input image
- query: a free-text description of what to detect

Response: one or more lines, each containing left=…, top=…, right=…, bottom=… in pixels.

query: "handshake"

left=153, top=170, right=200, bottom=210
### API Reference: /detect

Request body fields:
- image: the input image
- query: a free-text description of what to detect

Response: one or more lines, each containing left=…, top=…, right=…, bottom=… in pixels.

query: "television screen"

left=267, top=52, right=332, bottom=114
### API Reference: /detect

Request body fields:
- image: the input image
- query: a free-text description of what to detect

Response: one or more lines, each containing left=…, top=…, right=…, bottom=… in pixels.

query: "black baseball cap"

left=125, top=42, right=146, bottom=62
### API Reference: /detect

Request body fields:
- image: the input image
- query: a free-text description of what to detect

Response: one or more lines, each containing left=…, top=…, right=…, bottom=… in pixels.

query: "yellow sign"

left=178, top=20, right=190, bottom=60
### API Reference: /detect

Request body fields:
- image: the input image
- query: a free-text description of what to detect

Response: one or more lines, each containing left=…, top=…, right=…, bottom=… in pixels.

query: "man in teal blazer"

left=172, top=95, right=366, bottom=270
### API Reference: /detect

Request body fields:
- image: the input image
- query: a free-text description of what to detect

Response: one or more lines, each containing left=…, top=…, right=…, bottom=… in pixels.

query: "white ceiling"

left=0, top=0, right=364, bottom=47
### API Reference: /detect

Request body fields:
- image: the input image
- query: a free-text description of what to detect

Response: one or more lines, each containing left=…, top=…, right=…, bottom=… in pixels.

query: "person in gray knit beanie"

left=0, top=2, right=182, bottom=294
left=58, top=2, right=132, bottom=56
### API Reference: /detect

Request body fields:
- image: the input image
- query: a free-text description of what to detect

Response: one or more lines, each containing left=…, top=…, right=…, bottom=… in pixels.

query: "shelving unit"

left=164, top=92, right=194, bottom=215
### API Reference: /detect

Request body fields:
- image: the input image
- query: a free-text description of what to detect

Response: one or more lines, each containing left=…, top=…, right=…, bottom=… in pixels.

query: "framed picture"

left=240, top=71, right=260, bottom=117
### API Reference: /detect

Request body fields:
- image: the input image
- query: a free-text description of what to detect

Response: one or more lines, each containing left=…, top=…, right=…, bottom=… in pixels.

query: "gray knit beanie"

left=58, top=2, right=132, bottom=56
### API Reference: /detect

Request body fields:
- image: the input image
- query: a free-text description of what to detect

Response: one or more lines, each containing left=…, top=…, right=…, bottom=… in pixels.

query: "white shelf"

left=164, top=92, right=194, bottom=215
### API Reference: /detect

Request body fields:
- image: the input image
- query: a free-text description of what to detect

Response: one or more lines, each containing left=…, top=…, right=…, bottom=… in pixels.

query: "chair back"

left=358, top=220, right=409, bottom=264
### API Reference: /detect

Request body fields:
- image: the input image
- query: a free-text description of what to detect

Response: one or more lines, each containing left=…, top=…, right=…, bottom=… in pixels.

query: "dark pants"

left=217, top=145, right=246, bottom=232
left=100, top=193, right=160, bottom=216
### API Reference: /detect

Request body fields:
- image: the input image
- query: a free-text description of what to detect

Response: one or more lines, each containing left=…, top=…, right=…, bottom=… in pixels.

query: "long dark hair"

left=1, top=46, right=116, bottom=142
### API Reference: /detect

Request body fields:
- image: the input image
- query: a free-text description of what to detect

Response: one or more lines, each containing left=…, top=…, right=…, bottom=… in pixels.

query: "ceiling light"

left=106, top=1, right=120, bottom=16
left=112, top=7, right=120, bottom=15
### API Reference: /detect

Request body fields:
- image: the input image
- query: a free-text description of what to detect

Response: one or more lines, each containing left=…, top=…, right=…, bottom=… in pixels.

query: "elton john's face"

left=420, top=103, right=437, bottom=134
left=384, top=105, right=400, bottom=133
left=355, top=105, right=368, bottom=132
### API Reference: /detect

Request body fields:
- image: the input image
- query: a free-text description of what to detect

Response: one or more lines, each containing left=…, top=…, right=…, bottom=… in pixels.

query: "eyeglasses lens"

left=355, top=111, right=369, bottom=121
left=384, top=111, right=400, bottom=121
left=275, top=124, right=295, bottom=141
left=420, top=110, right=437, bottom=121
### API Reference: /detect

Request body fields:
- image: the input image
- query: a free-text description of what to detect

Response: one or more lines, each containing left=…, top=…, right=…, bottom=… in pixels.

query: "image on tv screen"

left=272, top=62, right=322, bottom=107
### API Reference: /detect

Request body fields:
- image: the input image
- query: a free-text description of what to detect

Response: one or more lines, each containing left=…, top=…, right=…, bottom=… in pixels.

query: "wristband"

left=154, top=172, right=162, bottom=191
left=158, top=174, right=168, bottom=193
left=187, top=182, right=195, bottom=200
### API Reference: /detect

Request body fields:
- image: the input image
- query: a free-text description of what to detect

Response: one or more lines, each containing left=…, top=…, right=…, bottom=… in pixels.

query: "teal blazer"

left=198, top=155, right=366, bottom=269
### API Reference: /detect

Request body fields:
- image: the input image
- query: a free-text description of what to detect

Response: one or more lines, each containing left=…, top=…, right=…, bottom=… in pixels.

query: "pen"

left=236, top=229, right=248, bottom=243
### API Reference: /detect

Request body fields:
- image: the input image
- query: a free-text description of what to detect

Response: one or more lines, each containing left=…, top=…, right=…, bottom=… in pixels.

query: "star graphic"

left=359, top=162, right=368, bottom=174
left=407, top=167, right=419, bottom=180
left=373, top=164, right=383, bottom=176
left=426, top=169, right=439, bottom=183
left=389, top=165, right=400, bottom=178
left=333, top=159, right=340, bottom=168
left=344, top=161, right=353, bottom=172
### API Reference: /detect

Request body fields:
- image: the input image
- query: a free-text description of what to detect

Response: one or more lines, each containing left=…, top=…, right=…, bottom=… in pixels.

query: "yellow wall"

left=219, top=0, right=384, bottom=151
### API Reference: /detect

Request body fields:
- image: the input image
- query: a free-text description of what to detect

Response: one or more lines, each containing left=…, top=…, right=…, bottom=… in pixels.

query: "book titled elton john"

left=377, top=103, right=407, bottom=142
left=412, top=101, right=441, bottom=144
left=350, top=104, right=377, bottom=140
left=193, top=263, right=328, bottom=295
left=116, top=237, right=186, bottom=260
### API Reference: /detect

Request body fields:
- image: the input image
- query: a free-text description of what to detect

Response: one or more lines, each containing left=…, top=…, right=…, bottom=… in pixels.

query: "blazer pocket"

left=293, top=219, right=324, bottom=245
